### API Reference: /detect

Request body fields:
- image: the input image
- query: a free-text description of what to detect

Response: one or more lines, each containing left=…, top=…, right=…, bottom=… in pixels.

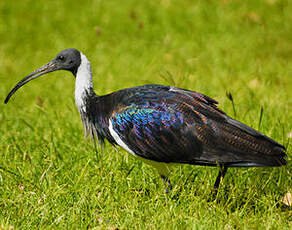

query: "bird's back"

left=89, top=84, right=287, bottom=167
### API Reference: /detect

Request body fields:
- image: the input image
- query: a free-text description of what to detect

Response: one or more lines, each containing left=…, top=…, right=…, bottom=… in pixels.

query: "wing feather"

left=106, top=85, right=286, bottom=166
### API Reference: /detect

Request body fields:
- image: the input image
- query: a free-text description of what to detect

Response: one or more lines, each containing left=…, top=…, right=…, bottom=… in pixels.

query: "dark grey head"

left=4, top=48, right=81, bottom=104
left=54, top=48, right=81, bottom=75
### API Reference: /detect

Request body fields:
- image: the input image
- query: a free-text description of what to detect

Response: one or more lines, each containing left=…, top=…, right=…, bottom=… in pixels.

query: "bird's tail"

left=215, top=118, right=287, bottom=167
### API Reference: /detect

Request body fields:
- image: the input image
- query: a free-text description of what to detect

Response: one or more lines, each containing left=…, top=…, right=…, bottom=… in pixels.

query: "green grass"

left=0, top=0, right=291, bottom=229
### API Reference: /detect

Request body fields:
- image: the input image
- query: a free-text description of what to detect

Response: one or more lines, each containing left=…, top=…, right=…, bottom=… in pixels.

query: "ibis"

left=4, top=48, right=287, bottom=195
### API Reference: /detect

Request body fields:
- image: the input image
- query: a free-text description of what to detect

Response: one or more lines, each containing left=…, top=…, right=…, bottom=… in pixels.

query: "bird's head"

left=4, top=48, right=81, bottom=104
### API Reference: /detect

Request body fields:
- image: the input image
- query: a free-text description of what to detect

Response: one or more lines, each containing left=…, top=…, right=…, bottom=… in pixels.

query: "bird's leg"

left=212, top=165, right=228, bottom=198
left=161, top=175, right=172, bottom=193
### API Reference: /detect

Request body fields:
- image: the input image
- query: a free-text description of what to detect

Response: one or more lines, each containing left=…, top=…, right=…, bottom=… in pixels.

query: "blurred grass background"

left=0, top=0, right=291, bottom=229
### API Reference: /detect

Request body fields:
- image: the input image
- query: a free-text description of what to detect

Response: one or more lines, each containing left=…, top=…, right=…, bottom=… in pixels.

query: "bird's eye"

left=57, top=55, right=65, bottom=61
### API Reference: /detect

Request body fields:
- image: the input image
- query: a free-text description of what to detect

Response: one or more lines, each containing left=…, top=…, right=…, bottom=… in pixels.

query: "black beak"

left=4, top=60, right=59, bottom=104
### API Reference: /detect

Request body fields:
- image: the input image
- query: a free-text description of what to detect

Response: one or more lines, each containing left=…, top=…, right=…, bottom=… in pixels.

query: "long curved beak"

left=4, top=60, right=58, bottom=104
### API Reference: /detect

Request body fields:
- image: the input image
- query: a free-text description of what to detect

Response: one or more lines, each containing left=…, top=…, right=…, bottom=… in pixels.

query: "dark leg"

left=212, top=165, right=228, bottom=198
left=161, top=175, right=173, bottom=193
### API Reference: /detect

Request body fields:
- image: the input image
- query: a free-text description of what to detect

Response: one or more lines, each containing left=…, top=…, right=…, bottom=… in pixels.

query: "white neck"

left=75, top=53, right=93, bottom=112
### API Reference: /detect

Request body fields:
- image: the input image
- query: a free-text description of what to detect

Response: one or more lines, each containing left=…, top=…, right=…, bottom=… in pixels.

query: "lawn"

left=0, top=0, right=291, bottom=229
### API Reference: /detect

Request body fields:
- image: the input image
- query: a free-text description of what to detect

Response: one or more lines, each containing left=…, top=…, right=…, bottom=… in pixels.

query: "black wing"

left=107, top=85, right=287, bottom=167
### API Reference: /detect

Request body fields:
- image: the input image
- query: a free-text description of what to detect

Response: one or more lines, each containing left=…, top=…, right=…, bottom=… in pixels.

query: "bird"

left=4, top=48, right=287, bottom=195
